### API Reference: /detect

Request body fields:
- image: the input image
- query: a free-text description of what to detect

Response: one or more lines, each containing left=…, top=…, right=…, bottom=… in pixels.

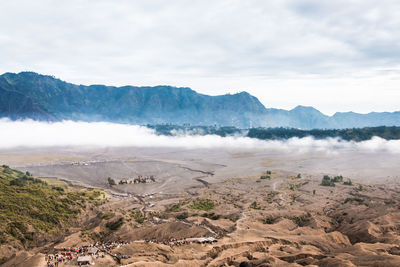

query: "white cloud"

left=0, top=119, right=399, bottom=154
left=0, top=0, right=400, bottom=114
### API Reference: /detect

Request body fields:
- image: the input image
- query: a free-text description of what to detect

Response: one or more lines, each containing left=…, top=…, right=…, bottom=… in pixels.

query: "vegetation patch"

left=343, top=180, right=353, bottom=186
left=263, top=216, right=278, bottom=224
left=165, top=200, right=188, bottom=212
left=130, top=211, right=145, bottom=224
left=321, top=175, right=336, bottom=187
left=202, top=212, right=220, bottom=220
left=260, top=170, right=272, bottom=180
left=289, top=181, right=308, bottom=191
left=0, top=166, right=85, bottom=247
left=344, top=197, right=364, bottom=204
left=98, top=212, right=112, bottom=220
left=150, top=125, right=400, bottom=142
left=332, top=175, right=343, bottom=183
left=287, top=213, right=311, bottom=227
left=107, top=177, right=116, bottom=186
left=247, top=126, right=400, bottom=142
left=250, top=201, right=262, bottom=210
left=266, top=191, right=279, bottom=204
left=321, top=175, right=354, bottom=188
left=189, top=198, right=215, bottom=211
left=105, top=217, right=124, bottom=230
left=176, top=212, right=189, bottom=220
left=355, top=184, right=364, bottom=191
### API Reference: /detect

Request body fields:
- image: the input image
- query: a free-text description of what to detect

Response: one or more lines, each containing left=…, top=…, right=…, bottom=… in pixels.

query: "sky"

left=1, top=0, right=399, bottom=115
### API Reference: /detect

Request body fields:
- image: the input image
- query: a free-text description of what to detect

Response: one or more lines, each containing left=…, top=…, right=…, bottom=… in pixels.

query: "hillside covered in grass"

left=0, top=165, right=108, bottom=263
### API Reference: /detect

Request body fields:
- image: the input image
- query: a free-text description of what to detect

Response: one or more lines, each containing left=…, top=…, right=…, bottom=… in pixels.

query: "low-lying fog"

left=1, top=119, right=400, bottom=154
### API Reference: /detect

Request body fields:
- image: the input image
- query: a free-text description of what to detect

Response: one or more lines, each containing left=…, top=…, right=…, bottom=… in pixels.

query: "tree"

left=107, top=177, right=116, bottom=186
left=321, top=175, right=335, bottom=187
left=333, top=175, right=343, bottom=183
left=343, top=179, right=353, bottom=186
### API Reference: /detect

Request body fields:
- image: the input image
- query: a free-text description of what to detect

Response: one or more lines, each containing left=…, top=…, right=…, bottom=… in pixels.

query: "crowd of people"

left=145, top=237, right=190, bottom=246
left=144, top=236, right=217, bottom=246
left=44, top=252, right=74, bottom=267
left=43, top=238, right=216, bottom=266
left=44, top=241, right=129, bottom=266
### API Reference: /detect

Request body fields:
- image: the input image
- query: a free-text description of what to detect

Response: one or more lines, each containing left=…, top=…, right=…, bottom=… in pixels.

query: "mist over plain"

left=1, top=119, right=399, bottom=154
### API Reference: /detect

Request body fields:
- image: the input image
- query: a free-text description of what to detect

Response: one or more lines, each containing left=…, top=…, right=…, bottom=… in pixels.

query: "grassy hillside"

left=0, top=165, right=98, bottom=249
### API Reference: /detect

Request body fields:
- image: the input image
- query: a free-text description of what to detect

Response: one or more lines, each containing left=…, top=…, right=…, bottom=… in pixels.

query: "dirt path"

left=234, top=210, right=250, bottom=232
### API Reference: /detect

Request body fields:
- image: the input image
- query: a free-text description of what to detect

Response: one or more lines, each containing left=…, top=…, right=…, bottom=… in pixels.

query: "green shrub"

left=130, top=212, right=145, bottom=224
left=263, top=216, right=277, bottom=224
left=202, top=212, right=220, bottom=220
left=343, top=180, right=353, bottom=186
left=176, top=212, right=189, bottom=220
left=51, top=186, right=64, bottom=192
left=189, top=199, right=215, bottom=211
left=105, top=217, right=124, bottom=230
left=98, top=212, right=112, bottom=220
left=107, top=177, right=116, bottom=186
left=288, top=213, right=311, bottom=226
left=321, top=175, right=335, bottom=187
left=332, top=175, right=343, bottom=183
left=250, top=201, right=262, bottom=210
left=166, top=201, right=187, bottom=212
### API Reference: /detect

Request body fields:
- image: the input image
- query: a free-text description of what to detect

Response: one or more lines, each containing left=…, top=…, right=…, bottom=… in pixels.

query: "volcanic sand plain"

left=1, top=146, right=400, bottom=266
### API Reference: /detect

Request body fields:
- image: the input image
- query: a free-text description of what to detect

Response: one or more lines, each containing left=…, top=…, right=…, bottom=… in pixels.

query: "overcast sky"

left=1, top=0, right=399, bottom=115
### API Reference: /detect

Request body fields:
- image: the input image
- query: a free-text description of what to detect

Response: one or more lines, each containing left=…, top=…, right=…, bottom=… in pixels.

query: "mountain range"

left=0, top=72, right=399, bottom=129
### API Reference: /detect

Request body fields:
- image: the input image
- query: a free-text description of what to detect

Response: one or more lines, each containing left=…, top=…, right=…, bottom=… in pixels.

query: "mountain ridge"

left=0, top=71, right=399, bottom=129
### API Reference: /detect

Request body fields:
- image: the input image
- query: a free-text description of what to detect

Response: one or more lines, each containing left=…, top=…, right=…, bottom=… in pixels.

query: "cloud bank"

left=1, top=119, right=399, bottom=154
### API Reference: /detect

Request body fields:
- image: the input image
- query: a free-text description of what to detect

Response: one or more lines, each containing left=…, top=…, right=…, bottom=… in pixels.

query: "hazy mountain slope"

left=332, top=111, right=400, bottom=128
left=0, top=72, right=399, bottom=129
left=263, top=106, right=331, bottom=129
left=0, top=72, right=267, bottom=127
left=0, top=87, right=53, bottom=121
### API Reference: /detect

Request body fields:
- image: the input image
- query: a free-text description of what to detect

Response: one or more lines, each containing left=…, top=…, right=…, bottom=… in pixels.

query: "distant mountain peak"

left=0, top=72, right=399, bottom=129
left=291, top=105, right=320, bottom=112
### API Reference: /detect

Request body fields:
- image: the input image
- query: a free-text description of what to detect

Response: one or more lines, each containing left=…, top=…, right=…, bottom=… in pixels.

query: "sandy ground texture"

left=1, top=146, right=400, bottom=266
